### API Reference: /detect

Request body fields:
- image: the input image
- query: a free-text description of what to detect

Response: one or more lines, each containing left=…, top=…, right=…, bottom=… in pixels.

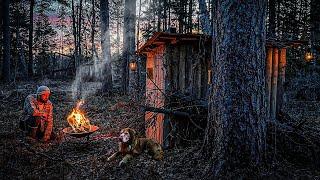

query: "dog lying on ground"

left=107, top=128, right=164, bottom=166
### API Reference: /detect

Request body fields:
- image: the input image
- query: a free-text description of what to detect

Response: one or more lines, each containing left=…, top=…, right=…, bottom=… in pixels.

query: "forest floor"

left=0, top=78, right=319, bottom=179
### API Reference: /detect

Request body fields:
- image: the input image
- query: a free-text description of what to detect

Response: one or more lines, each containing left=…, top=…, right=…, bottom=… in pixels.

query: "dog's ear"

left=128, top=128, right=137, bottom=138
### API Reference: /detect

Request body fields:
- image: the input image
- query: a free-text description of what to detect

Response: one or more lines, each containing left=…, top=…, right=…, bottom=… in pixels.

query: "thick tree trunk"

left=123, top=0, right=136, bottom=93
left=2, top=0, right=11, bottom=82
left=100, top=0, right=113, bottom=91
left=198, top=0, right=212, bottom=35
left=28, top=0, right=34, bottom=77
left=204, top=0, right=267, bottom=177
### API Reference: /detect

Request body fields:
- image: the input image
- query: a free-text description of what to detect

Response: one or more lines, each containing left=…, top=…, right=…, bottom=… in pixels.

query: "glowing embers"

left=67, top=100, right=91, bottom=133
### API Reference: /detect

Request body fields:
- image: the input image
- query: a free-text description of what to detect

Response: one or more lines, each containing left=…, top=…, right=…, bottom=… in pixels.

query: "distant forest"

left=0, top=0, right=319, bottom=86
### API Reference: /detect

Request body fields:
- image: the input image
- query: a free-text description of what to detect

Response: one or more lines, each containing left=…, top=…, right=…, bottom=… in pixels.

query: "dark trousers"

left=20, top=116, right=44, bottom=139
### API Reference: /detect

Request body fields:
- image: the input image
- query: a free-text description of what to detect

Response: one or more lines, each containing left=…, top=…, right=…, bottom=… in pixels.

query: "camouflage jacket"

left=23, top=94, right=53, bottom=141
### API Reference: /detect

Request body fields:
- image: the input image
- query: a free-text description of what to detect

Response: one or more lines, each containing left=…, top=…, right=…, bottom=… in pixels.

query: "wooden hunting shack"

left=137, top=32, right=305, bottom=147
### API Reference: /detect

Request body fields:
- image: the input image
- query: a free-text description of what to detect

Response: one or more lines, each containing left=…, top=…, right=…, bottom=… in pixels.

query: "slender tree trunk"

left=91, top=0, right=95, bottom=58
left=157, top=0, right=161, bottom=32
left=188, top=0, right=192, bottom=33
left=310, top=0, right=320, bottom=56
left=78, top=0, right=83, bottom=63
left=2, top=0, right=11, bottom=82
left=198, top=0, right=212, bottom=35
left=17, top=16, right=28, bottom=78
left=123, top=0, right=136, bottom=93
left=136, top=0, right=141, bottom=50
left=116, top=7, right=120, bottom=56
left=204, top=0, right=267, bottom=177
left=163, top=0, right=167, bottom=30
left=178, top=1, right=184, bottom=33
left=168, top=0, right=171, bottom=28
left=100, top=0, right=113, bottom=91
left=28, top=0, right=34, bottom=77
left=71, top=0, right=78, bottom=68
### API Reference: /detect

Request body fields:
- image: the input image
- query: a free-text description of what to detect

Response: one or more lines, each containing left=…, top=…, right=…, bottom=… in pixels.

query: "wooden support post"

left=266, top=48, right=273, bottom=120
left=197, top=61, right=202, bottom=99
left=164, top=45, right=172, bottom=94
left=172, top=46, right=179, bottom=91
left=186, top=46, right=193, bottom=95
left=277, top=48, right=286, bottom=115
left=271, top=48, right=279, bottom=120
left=179, top=45, right=186, bottom=91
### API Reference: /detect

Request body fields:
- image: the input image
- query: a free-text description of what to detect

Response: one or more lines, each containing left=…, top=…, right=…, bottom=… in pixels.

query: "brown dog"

left=107, top=128, right=163, bottom=166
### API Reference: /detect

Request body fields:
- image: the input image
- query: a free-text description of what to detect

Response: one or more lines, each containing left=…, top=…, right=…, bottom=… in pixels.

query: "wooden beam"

left=143, top=106, right=190, bottom=117
left=271, top=48, right=279, bottom=120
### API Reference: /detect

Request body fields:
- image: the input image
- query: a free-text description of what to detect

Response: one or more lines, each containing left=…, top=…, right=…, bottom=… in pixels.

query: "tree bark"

left=2, top=0, right=11, bottom=82
left=204, top=0, right=267, bottom=177
left=198, top=0, right=212, bottom=35
left=100, top=0, right=113, bottom=91
left=28, top=0, right=34, bottom=77
left=123, top=0, right=136, bottom=93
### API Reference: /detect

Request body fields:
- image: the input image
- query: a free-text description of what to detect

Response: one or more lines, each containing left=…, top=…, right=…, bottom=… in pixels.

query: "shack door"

left=145, top=45, right=165, bottom=145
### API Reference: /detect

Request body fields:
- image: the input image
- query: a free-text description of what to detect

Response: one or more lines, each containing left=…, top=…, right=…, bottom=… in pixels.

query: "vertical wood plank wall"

left=145, top=42, right=210, bottom=145
left=145, top=45, right=165, bottom=144
left=267, top=47, right=287, bottom=120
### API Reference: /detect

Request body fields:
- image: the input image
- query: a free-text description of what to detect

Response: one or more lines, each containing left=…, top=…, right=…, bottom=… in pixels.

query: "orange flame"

left=67, top=100, right=91, bottom=132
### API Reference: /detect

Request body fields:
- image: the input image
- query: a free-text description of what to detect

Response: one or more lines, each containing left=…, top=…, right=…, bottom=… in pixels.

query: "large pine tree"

left=204, top=0, right=267, bottom=177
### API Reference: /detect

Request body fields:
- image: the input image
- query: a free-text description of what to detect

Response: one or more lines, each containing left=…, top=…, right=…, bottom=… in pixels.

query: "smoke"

left=71, top=52, right=107, bottom=101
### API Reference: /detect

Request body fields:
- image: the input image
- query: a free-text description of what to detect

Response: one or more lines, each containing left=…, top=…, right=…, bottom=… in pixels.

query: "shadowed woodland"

left=0, top=0, right=320, bottom=179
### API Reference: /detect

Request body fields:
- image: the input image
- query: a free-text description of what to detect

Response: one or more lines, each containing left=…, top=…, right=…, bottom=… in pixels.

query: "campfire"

left=67, top=100, right=92, bottom=133
left=63, top=100, right=99, bottom=139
